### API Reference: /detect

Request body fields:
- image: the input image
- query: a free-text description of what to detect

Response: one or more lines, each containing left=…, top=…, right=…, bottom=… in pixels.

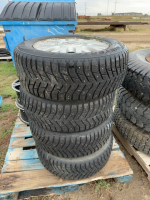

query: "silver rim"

left=33, top=38, right=109, bottom=53
left=12, top=79, right=20, bottom=93
left=15, top=99, right=24, bottom=110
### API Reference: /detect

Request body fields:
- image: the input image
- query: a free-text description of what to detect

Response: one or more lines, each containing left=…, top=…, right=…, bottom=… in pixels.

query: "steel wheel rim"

left=33, top=38, right=109, bottom=53
left=12, top=79, right=20, bottom=93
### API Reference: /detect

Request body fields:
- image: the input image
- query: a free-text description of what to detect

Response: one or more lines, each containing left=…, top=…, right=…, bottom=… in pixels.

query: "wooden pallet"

left=0, top=118, right=133, bottom=200
left=113, top=125, right=150, bottom=181
left=0, top=56, right=12, bottom=61
left=0, top=27, right=4, bottom=32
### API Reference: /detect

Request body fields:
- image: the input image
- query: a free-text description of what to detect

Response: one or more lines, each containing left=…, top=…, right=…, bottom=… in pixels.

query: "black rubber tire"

left=20, top=86, right=115, bottom=133
left=0, top=2, right=77, bottom=21
left=114, top=106, right=150, bottom=155
left=36, top=134, right=113, bottom=180
left=14, top=35, right=128, bottom=102
left=0, top=48, right=10, bottom=57
left=117, top=86, right=150, bottom=132
left=30, top=116, right=112, bottom=158
left=122, top=49, right=150, bottom=103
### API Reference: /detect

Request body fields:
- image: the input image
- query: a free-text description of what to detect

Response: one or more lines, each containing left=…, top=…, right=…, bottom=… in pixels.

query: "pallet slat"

left=9, top=137, right=35, bottom=148
left=12, top=126, right=31, bottom=138
left=0, top=150, right=133, bottom=195
left=2, top=159, right=44, bottom=173
left=0, top=56, right=12, bottom=60
left=5, top=149, right=37, bottom=161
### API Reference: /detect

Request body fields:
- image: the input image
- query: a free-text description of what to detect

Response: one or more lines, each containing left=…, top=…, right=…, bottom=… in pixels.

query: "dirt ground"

left=76, top=24, right=150, bottom=30
left=84, top=32, right=150, bottom=52
left=0, top=108, right=17, bottom=169
left=0, top=26, right=150, bottom=200
left=76, top=25, right=150, bottom=52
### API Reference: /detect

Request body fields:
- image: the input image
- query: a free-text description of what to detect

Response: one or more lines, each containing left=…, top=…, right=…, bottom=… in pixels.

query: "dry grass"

left=78, top=15, right=150, bottom=22
left=76, top=25, right=150, bottom=33
left=0, top=62, right=18, bottom=171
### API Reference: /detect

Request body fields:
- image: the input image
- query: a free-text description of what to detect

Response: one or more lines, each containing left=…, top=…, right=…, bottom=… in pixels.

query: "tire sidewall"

left=15, top=34, right=127, bottom=60
left=129, top=49, right=150, bottom=69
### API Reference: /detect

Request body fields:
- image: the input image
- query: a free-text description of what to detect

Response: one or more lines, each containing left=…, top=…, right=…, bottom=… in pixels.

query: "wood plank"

left=0, top=27, right=4, bottom=32
left=0, top=56, right=12, bottom=60
left=136, top=151, right=150, bottom=167
left=113, top=125, right=150, bottom=180
left=5, top=149, right=37, bottom=161
left=2, top=159, right=44, bottom=173
left=9, top=137, right=35, bottom=148
left=14, top=117, right=29, bottom=129
left=11, top=126, right=32, bottom=138
left=15, top=117, right=24, bottom=125
left=0, top=150, right=133, bottom=195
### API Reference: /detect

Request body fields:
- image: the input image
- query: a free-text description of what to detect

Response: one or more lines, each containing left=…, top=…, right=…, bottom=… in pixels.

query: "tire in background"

left=114, top=106, right=150, bottom=155
left=117, top=86, right=150, bottom=132
left=122, top=49, right=150, bottom=103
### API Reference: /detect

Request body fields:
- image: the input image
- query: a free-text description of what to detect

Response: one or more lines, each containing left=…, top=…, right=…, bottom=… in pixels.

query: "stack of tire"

left=114, top=49, right=150, bottom=155
left=14, top=35, right=128, bottom=180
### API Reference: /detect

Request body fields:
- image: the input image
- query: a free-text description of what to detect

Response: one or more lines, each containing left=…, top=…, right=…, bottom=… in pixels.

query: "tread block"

left=117, top=86, right=150, bottom=132
left=21, top=86, right=115, bottom=133
left=14, top=35, right=128, bottom=101
left=114, top=106, right=150, bottom=156
left=123, top=49, right=150, bottom=104
left=0, top=117, right=133, bottom=198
